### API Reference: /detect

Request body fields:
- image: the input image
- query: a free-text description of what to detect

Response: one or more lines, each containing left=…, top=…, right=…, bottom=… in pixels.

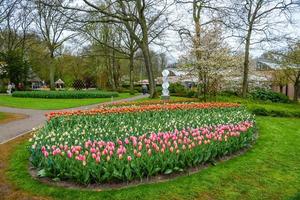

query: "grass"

left=0, top=93, right=135, bottom=110
left=3, top=117, right=300, bottom=200
left=215, top=95, right=300, bottom=117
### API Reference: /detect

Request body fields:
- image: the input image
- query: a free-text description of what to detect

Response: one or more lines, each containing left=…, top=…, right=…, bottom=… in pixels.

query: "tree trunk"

left=111, top=45, right=118, bottom=90
left=129, top=52, right=135, bottom=94
left=49, top=51, right=55, bottom=90
left=193, top=3, right=202, bottom=99
left=134, top=0, right=156, bottom=98
left=279, top=85, right=283, bottom=93
left=141, top=42, right=156, bottom=98
left=242, top=34, right=251, bottom=98
left=293, top=80, right=299, bottom=102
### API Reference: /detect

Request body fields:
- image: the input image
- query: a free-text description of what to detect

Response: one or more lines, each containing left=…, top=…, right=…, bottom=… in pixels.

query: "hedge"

left=248, top=106, right=300, bottom=118
left=250, top=88, right=290, bottom=103
left=12, top=90, right=119, bottom=99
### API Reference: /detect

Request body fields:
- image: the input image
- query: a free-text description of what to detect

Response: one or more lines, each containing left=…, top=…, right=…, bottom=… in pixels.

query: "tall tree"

left=177, top=0, right=221, bottom=99
left=280, top=41, right=300, bottom=101
left=0, top=0, right=33, bottom=86
left=33, top=0, right=75, bottom=90
left=55, top=0, right=172, bottom=98
left=81, top=17, right=139, bottom=91
left=225, top=0, right=297, bottom=97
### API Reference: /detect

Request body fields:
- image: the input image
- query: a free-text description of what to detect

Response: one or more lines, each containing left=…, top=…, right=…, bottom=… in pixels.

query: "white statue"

left=7, top=83, right=12, bottom=95
left=161, top=69, right=170, bottom=100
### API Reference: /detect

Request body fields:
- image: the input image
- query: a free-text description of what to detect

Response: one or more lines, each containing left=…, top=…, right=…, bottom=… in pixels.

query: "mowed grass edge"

left=3, top=117, right=300, bottom=200
left=0, top=93, right=135, bottom=110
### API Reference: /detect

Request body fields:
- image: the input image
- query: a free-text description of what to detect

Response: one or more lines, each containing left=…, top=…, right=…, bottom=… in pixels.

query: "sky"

left=67, top=1, right=300, bottom=64
left=151, top=1, right=300, bottom=64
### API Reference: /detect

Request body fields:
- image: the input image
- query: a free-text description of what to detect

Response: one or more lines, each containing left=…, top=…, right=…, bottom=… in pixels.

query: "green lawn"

left=215, top=95, right=300, bottom=117
left=6, top=117, right=300, bottom=200
left=0, top=93, right=135, bottom=110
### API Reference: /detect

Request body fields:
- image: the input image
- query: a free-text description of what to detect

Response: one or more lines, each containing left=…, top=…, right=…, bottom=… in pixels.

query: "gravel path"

left=0, top=94, right=148, bottom=144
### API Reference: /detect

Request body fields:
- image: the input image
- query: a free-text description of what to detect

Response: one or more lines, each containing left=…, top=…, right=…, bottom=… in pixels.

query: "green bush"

left=12, top=90, right=119, bottom=99
left=72, top=79, right=85, bottom=90
left=250, top=88, right=290, bottom=103
left=249, top=106, right=300, bottom=118
left=169, top=83, right=186, bottom=96
left=186, top=90, right=197, bottom=98
left=250, top=107, right=269, bottom=116
left=219, top=90, right=239, bottom=97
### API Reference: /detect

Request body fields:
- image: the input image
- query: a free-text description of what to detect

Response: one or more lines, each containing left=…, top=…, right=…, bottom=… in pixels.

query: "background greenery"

left=0, top=93, right=134, bottom=110
left=6, top=117, right=300, bottom=200
left=12, top=90, right=119, bottom=99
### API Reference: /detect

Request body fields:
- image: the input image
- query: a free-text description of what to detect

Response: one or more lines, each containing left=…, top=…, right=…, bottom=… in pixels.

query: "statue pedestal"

left=161, top=95, right=170, bottom=100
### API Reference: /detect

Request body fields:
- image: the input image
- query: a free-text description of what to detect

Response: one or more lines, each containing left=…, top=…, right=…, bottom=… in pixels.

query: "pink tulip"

left=127, top=156, right=132, bottom=161
left=43, top=151, right=49, bottom=157
left=125, top=138, right=129, bottom=144
left=67, top=151, right=73, bottom=158
left=138, top=145, right=142, bottom=151
left=147, top=149, right=152, bottom=156
left=96, top=156, right=100, bottom=163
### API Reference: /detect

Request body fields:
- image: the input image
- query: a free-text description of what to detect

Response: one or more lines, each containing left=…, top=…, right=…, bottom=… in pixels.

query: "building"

left=256, top=59, right=300, bottom=100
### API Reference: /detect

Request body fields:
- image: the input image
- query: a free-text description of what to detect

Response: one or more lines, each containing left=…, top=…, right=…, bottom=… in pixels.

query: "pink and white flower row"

left=40, top=121, right=253, bottom=166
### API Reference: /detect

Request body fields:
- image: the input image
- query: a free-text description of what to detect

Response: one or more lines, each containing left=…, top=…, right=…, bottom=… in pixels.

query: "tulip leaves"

left=30, top=104, right=255, bottom=184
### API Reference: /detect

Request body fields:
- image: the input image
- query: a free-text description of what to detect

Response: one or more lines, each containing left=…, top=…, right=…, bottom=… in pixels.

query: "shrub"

left=186, top=90, right=197, bottom=98
left=169, top=83, right=186, bottom=96
left=250, top=88, right=290, bottom=103
left=12, top=90, right=119, bottom=99
left=249, top=106, right=300, bottom=118
left=250, top=107, right=269, bottom=116
left=219, top=90, right=239, bottom=97
left=30, top=104, right=256, bottom=184
left=72, top=79, right=85, bottom=90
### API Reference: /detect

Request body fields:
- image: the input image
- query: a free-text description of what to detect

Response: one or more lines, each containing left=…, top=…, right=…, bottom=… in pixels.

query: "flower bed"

left=30, top=103, right=256, bottom=184
left=46, top=102, right=240, bottom=120
left=105, top=98, right=199, bottom=107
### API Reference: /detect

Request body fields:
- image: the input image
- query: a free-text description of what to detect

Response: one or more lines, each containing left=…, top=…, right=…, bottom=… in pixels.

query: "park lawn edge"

left=0, top=93, right=136, bottom=110
left=3, top=117, right=300, bottom=200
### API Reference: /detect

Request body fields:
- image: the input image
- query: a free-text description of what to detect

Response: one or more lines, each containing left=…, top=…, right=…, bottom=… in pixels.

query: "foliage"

left=2, top=117, right=299, bottom=199
left=29, top=104, right=256, bottom=184
left=169, top=83, right=186, bottom=95
left=211, top=94, right=300, bottom=118
left=0, top=93, right=134, bottom=110
left=168, top=83, right=197, bottom=98
left=250, top=88, right=290, bottom=103
left=0, top=51, right=30, bottom=87
left=107, top=98, right=199, bottom=107
left=72, top=79, right=85, bottom=90
left=12, top=90, right=119, bottom=99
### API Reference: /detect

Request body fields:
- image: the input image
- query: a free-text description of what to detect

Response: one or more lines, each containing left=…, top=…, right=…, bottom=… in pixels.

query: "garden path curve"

left=0, top=94, right=149, bottom=144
